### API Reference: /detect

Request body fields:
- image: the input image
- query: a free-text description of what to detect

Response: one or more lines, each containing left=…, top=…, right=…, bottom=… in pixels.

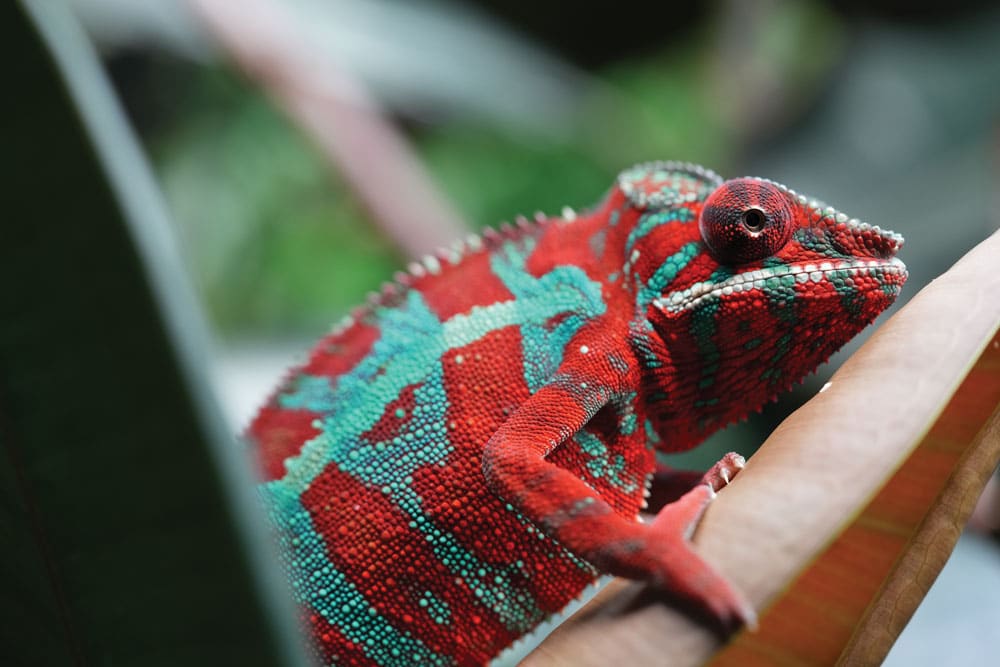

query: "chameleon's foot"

left=645, top=452, right=746, bottom=513
left=700, top=451, right=746, bottom=491
left=648, top=476, right=757, bottom=630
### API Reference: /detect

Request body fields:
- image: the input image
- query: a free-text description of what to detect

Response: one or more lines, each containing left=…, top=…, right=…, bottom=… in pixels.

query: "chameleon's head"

left=620, top=163, right=907, bottom=449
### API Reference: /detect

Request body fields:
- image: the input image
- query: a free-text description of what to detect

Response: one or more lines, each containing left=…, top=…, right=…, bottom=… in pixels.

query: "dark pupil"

left=741, top=208, right=766, bottom=232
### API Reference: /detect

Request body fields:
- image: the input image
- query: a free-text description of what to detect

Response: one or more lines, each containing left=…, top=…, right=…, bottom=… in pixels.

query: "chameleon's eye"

left=699, top=179, right=794, bottom=264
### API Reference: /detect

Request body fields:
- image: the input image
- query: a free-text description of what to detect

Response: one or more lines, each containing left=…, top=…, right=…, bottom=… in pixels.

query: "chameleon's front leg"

left=481, top=373, right=755, bottom=629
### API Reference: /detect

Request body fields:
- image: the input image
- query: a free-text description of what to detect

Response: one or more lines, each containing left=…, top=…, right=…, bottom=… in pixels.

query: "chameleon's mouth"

left=653, top=256, right=907, bottom=314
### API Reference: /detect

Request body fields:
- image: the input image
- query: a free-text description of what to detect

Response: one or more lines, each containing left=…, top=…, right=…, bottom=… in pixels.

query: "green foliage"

left=155, top=70, right=401, bottom=335
left=0, top=3, right=306, bottom=664
left=418, top=127, right=611, bottom=225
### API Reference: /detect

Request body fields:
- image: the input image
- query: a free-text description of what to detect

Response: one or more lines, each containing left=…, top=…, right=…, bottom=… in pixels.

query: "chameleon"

left=247, top=161, right=906, bottom=666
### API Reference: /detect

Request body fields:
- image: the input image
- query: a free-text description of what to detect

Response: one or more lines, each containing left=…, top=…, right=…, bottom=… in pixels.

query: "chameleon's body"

left=248, top=162, right=906, bottom=666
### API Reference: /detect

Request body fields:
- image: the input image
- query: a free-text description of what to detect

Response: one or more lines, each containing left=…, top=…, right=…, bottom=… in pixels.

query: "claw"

left=701, top=452, right=746, bottom=492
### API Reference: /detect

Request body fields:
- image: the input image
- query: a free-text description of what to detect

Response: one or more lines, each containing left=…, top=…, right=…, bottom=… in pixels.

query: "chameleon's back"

left=249, top=215, right=646, bottom=665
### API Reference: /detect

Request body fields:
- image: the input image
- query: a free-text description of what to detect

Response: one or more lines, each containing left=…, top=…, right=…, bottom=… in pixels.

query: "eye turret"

left=699, top=179, right=794, bottom=264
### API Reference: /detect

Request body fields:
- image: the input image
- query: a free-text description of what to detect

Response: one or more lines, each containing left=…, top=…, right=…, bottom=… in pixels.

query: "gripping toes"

left=701, top=451, right=745, bottom=491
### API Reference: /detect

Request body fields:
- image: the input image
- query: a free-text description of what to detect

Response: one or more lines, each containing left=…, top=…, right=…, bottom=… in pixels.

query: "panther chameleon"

left=247, top=161, right=907, bottom=666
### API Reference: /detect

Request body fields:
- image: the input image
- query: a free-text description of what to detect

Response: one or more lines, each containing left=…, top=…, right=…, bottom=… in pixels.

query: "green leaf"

left=0, top=3, right=308, bottom=664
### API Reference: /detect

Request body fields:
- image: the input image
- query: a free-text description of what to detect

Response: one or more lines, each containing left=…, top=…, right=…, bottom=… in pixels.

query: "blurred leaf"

left=0, top=2, right=307, bottom=664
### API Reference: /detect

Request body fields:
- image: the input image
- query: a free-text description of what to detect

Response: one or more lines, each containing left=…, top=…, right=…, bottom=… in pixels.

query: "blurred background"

left=68, top=0, right=998, bottom=663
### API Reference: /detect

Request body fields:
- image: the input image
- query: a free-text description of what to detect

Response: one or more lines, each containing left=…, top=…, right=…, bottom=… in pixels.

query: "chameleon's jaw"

left=653, top=255, right=907, bottom=314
